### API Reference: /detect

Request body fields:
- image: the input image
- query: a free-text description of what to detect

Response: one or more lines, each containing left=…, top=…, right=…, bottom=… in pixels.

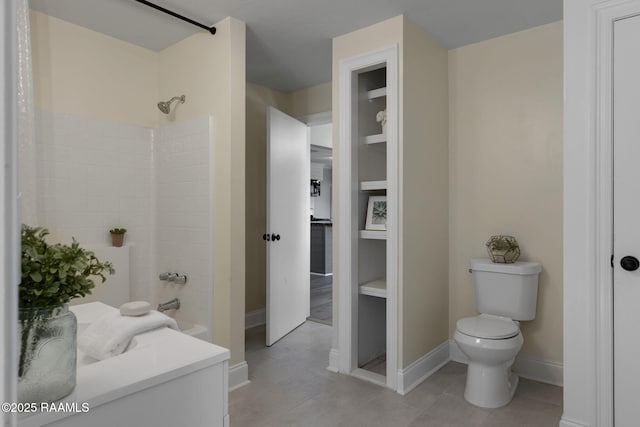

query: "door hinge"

left=611, top=254, right=614, bottom=268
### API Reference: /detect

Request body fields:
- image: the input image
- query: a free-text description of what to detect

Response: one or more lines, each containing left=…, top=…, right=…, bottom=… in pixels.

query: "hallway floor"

left=230, top=323, right=563, bottom=427
left=308, top=274, right=332, bottom=325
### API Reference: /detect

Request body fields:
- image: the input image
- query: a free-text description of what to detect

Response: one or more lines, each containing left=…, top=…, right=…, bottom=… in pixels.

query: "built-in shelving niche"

left=356, top=66, right=388, bottom=379
left=338, top=44, right=398, bottom=390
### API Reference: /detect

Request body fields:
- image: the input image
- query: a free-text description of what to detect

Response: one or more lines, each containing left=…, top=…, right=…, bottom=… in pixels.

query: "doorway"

left=309, top=132, right=333, bottom=325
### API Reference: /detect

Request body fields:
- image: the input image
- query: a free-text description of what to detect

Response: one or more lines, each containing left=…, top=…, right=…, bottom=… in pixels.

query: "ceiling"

left=29, top=0, right=562, bottom=93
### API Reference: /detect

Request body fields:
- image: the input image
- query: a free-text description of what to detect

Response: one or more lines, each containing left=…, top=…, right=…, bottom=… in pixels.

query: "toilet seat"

left=456, top=314, right=519, bottom=340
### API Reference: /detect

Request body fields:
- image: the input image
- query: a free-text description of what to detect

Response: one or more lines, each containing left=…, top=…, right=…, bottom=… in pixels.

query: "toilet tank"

left=470, top=258, right=542, bottom=321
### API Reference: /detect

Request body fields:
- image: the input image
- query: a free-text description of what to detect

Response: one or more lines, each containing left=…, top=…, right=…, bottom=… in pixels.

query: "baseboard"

left=449, top=339, right=469, bottom=364
left=228, top=361, right=250, bottom=391
left=449, top=339, right=563, bottom=387
left=513, top=355, right=563, bottom=387
left=327, top=348, right=340, bottom=373
left=245, top=308, right=266, bottom=329
left=397, top=340, right=450, bottom=395
left=559, top=417, right=589, bottom=427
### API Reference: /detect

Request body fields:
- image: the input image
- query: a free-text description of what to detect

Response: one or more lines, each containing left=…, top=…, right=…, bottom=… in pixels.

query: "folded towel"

left=78, top=310, right=179, bottom=360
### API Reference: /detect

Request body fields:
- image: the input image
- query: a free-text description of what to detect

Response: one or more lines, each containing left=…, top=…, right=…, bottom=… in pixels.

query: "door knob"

left=271, top=233, right=280, bottom=241
left=620, top=256, right=640, bottom=271
left=263, top=234, right=270, bottom=241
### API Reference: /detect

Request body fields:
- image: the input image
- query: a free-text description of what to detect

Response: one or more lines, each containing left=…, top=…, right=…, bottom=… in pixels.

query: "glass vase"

left=18, top=304, right=77, bottom=403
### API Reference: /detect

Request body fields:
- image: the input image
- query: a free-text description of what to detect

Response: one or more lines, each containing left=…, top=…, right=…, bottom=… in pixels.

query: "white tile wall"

left=35, top=110, right=154, bottom=304
left=154, top=117, right=212, bottom=329
left=33, top=112, right=213, bottom=331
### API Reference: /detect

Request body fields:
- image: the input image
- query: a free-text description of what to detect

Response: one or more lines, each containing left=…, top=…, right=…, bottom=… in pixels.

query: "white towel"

left=78, top=310, right=179, bottom=360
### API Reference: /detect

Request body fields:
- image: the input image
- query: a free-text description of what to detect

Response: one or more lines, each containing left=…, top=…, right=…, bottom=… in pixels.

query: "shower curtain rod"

left=134, top=0, right=216, bottom=35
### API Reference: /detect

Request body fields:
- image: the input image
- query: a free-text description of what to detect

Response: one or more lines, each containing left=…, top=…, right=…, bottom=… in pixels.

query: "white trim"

left=351, top=368, right=386, bottom=387
left=565, top=1, right=640, bottom=426
left=559, top=419, right=590, bottom=427
left=2, top=1, right=18, bottom=425
left=397, top=341, right=450, bottom=395
left=245, top=308, right=266, bottom=329
left=327, top=348, right=340, bottom=373
left=337, top=44, right=399, bottom=391
left=310, top=272, right=333, bottom=277
left=228, top=361, right=250, bottom=391
left=449, top=339, right=563, bottom=387
left=298, top=111, right=332, bottom=126
left=513, top=356, right=564, bottom=387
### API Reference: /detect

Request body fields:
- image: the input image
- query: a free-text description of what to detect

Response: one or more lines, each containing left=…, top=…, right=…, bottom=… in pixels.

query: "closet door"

left=613, top=13, right=640, bottom=426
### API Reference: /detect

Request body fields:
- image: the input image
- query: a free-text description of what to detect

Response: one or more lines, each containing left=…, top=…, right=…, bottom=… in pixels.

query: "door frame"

left=564, top=1, right=640, bottom=426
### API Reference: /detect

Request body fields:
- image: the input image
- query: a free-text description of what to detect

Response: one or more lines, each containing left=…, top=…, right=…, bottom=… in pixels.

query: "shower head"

left=157, top=95, right=185, bottom=114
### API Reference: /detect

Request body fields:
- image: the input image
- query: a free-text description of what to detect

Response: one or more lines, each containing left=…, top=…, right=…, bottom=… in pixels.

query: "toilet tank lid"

left=470, top=258, right=542, bottom=275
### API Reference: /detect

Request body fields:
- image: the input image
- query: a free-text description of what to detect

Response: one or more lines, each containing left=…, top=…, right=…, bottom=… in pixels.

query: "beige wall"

left=290, top=82, right=332, bottom=118
left=448, top=22, right=563, bottom=363
left=228, top=18, right=247, bottom=368
left=30, top=11, right=158, bottom=127
left=400, top=18, right=449, bottom=367
left=159, top=18, right=247, bottom=365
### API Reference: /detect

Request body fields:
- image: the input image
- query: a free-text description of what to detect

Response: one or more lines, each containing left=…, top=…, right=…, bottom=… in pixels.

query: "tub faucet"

left=157, top=298, right=180, bottom=312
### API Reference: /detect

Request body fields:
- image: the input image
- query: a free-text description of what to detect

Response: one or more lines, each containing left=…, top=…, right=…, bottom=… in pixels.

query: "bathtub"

left=19, top=302, right=230, bottom=427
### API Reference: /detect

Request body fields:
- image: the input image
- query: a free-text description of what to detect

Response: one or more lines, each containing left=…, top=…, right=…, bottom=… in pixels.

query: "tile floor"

left=308, top=274, right=332, bottom=325
left=230, top=322, right=563, bottom=427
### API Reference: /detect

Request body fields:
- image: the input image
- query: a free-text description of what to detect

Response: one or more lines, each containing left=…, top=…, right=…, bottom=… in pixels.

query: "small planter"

left=18, top=304, right=77, bottom=403
left=109, top=228, right=127, bottom=247
left=486, top=235, right=520, bottom=264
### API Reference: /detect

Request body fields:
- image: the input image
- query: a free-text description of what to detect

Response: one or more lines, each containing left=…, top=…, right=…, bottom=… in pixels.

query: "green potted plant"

left=485, top=235, right=521, bottom=264
left=19, top=225, right=114, bottom=403
left=109, top=228, right=127, bottom=247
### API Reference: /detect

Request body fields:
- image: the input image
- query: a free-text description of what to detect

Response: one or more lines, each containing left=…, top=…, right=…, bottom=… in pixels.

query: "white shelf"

left=359, top=230, right=387, bottom=240
left=364, top=134, right=386, bottom=145
left=367, top=87, right=387, bottom=100
left=359, top=180, right=387, bottom=191
left=359, top=279, right=387, bottom=298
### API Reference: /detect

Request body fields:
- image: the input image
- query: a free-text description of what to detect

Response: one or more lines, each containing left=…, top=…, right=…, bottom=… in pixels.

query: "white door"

left=613, top=13, right=640, bottom=426
left=266, top=107, right=310, bottom=346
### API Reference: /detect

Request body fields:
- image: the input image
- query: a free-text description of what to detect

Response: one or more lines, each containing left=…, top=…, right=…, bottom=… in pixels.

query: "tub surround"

left=19, top=302, right=229, bottom=427
left=30, top=10, right=247, bottom=376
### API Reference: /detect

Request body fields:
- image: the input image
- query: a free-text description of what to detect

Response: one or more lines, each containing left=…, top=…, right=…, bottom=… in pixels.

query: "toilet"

left=454, top=258, right=542, bottom=408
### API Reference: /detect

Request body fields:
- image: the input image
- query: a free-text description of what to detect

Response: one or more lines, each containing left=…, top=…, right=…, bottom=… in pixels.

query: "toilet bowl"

left=454, top=314, right=523, bottom=408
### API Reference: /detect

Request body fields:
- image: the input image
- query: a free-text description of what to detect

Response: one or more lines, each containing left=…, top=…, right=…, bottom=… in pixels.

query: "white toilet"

left=454, top=258, right=542, bottom=408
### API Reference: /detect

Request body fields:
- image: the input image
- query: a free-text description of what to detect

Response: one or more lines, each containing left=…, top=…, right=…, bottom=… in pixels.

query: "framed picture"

left=365, top=195, right=387, bottom=231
